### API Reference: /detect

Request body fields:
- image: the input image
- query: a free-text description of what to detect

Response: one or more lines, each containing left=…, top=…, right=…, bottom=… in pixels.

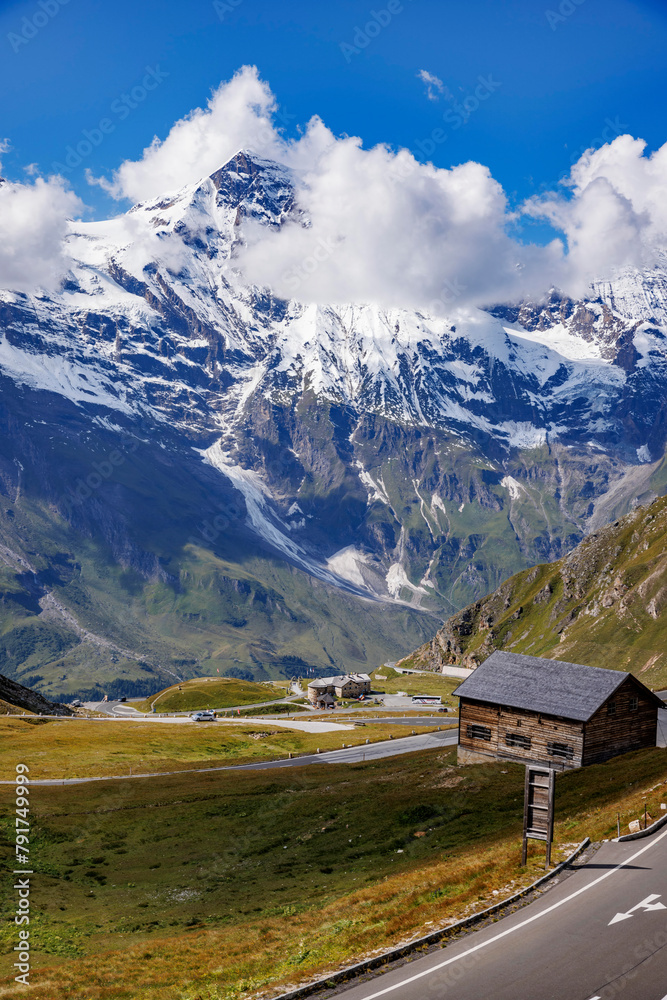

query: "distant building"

left=311, top=690, right=336, bottom=709
left=454, top=651, right=663, bottom=770
left=307, top=673, right=371, bottom=706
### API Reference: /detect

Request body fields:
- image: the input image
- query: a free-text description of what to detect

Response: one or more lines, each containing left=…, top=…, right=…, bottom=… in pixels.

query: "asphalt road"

left=336, top=826, right=667, bottom=1000
left=6, top=728, right=458, bottom=785
left=354, top=717, right=455, bottom=727
left=84, top=696, right=302, bottom=716
left=234, top=728, right=458, bottom=770
left=80, top=701, right=458, bottom=729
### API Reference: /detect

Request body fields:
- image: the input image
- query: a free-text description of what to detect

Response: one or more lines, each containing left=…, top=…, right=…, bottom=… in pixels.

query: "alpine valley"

left=1, top=150, right=667, bottom=699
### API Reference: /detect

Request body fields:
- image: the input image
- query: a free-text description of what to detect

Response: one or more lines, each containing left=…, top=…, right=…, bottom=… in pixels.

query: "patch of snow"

left=593, top=254, right=667, bottom=326
left=504, top=324, right=607, bottom=362
left=356, top=463, right=390, bottom=505
left=201, top=440, right=307, bottom=563
left=412, top=480, right=436, bottom=537
left=497, top=422, right=548, bottom=449
left=386, top=563, right=428, bottom=599
left=637, top=444, right=652, bottom=463
left=500, top=475, right=526, bottom=500
left=200, top=442, right=389, bottom=601
left=633, top=326, right=667, bottom=369
left=92, top=416, right=126, bottom=433
left=0, top=336, right=133, bottom=413
left=326, top=547, right=373, bottom=590
left=419, top=554, right=438, bottom=591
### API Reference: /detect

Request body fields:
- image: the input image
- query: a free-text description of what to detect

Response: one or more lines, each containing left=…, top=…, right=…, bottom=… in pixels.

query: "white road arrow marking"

left=349, top=829, right=667, bottom=1000
left=608, top=893, right=666, bottom=925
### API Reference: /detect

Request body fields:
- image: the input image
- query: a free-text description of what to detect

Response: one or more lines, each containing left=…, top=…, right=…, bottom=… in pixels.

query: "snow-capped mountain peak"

left=1, top=150, right=667, bottom=620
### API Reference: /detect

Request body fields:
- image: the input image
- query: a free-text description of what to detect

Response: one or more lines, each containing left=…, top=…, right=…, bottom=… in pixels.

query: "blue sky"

left=0, top=0, right=666, bottom=226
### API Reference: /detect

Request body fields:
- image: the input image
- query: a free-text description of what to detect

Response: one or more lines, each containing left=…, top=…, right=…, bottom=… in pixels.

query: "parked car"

left=437, top=706, right=449, bottom=713
left=118, top=696, right=127, bottom=702
left=191, top=710, right=215, bottom=721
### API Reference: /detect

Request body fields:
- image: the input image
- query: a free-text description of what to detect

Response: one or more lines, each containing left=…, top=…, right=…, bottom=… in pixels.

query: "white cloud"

left=2, top=68, right=666, bottom=309
left=417, top=69, right=445, bottom=102
left=83, top=67, right=667, bottom=310
left=0, top=162, right=83, bottom=293
left=523, top=135, right=667, bottom=295
left=238, top=139, right=565, bottom=311
left=90, top=65, right=286, bottom=204
left=238, top=126, right=667, bottom=311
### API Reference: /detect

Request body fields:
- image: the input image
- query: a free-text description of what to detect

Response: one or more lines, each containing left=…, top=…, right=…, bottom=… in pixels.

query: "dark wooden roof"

left=453, top=651, right=663, bottom=722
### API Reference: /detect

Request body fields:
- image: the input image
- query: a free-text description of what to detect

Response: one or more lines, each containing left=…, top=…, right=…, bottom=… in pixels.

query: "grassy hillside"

left=0, top=489, right=436, bottom=702
left=136, top=677, right=286, bottom=713
left=0, top=698, right=25, bottom=714
left=404, top=494, right=667, bottom=689
left=1, top=740, right=665, bottom=999
left=0, top=716, right=444, bottom=780
left=371, top=667, right=460, bottom=703
left=0, top=382, right=440, bottom=701
left=4, top=374, right=663, bottom=703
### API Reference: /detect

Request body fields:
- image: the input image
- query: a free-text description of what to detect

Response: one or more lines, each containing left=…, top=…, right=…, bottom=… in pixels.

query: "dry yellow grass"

left=1, top=745, right=665, bottom=1000
left=0, top=717, right=447, bottom=780
left=0, top=699, right=25, bottom=716
left=2, top=845, right=554, bottom=1000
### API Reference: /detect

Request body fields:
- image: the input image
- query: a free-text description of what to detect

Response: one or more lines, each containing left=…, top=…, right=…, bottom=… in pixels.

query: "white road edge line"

left=0, top=733, right=458, bottom=784
left=353, top=826, right=667, bottom=1000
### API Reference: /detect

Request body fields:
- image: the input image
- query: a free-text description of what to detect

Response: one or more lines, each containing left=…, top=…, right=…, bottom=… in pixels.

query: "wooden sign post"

left=522, top=765, right=556, bottom=869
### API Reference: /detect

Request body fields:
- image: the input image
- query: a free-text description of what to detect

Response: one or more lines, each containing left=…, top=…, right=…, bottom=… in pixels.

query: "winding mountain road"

left=336, top=826, right=667, bottom=1000
left=1, top=728, right=458, bottom=785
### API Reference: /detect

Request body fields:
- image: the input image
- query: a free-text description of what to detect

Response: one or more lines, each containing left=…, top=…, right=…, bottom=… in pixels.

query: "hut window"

left=629, top=696, right=639, bottom=712
left=547, top=741, right=574, bottom=760
left=607, top=701, right=616, bottom=716
left=467, top=724, right=491, bottom=742
left=505, top=731, right=531, bottom=751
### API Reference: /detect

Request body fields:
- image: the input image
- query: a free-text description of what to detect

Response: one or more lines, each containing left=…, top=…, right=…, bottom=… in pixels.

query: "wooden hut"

left=454, top=651, right=663, bottom=770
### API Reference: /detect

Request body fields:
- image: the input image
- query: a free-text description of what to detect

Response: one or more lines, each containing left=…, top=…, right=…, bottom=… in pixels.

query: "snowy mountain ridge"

left=1, top=149, right=667, bottom=631
left=3, top=151, right=665, bottom=449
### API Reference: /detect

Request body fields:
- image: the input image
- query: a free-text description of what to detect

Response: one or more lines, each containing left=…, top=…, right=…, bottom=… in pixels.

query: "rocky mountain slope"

left=403, top=493, right=667, bottom=690
left=1, top=150, right=667, bottom=698
left=0, top=672, right=73, bottom=715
